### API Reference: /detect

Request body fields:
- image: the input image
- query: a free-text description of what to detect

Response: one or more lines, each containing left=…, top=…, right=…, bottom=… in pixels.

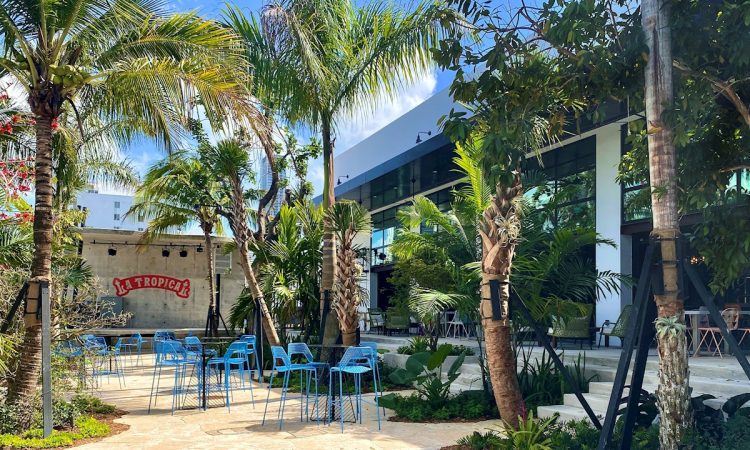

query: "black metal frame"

left=487, top=280, right=603, bottom=429
left=204, top=273, right=229, bottom=337
left=0, top=282, right=29, bottom=334
left=597, top=238, right=750, bottom=449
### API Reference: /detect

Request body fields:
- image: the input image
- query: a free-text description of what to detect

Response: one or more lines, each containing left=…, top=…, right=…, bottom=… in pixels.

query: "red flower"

left=51, top=118, right=59, bottom=130
left=11, top=115, right=20, bottom=124
left=18, top=184, right=30, bottom=192
left=0, top=94, right=9, bottom=101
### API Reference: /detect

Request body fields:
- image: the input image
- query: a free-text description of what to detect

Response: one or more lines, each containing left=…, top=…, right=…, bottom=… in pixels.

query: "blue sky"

left=116, top=0, right=456, bottom=197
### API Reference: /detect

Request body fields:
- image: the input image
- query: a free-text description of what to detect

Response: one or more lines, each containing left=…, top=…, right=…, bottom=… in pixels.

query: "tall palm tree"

left=226, top=0, right=456, bottom=341
left=200, top=138, right=281, bottom=347
left=327, top=200, right=370, bottom=346
left=127, top=152, right=225, bottom=336
left=642, top=0, right=690, bottom=447
left=0, top=0, right=254, bottom=425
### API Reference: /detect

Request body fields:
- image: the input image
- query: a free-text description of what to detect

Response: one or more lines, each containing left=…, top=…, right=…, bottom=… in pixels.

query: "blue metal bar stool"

left=328, top=346, right=381, bottom=433
left=288, top=342, right=328, bottom=421
left=120, top=333, right=144, bottom=366
left=148, top=340, right=197, bottom=414
left=239, top=335, right=262, bottom=385
left=84, top=336, right=125, bottom=388
left=359, top=341, right=386, bottom=417
left=205, top=341, right=255, bottom=412
left=262, top=346, right=320, bottom=430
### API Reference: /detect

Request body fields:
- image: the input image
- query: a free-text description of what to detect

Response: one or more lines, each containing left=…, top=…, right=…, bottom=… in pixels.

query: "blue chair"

left=148, top=340, right=198, bottom=415
left=154, top=330, right=176, bottom=342
left=359, top=341, right=386, bottom=417
left=328, top=346, right=381, bottom=433
left=120, top=333, right=144, bottom=366
left=239, top=335, right=262, bottom=385
left=262, top=346, right=320, bottom=430
left=205, top=341, right=255, bottom=412
left=288, top=342, right=328, bottom=421
left=84, top=336, right=125, bottom=388
left=184, top=336, right=217, bottom=359
left=55, top=340, right=83, bottom=357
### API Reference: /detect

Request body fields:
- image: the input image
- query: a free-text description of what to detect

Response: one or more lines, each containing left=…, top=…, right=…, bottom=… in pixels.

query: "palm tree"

left=199, top=138, right=281, bottom=347
left=0, top=0, right=255, bottom=425
left=327, top=200, right=371, bottom=346
left=642, top=0, right=690, bottom=446
left=127, top=152, right=225, bottom=336
left=226, top=0, right=456, bottom=341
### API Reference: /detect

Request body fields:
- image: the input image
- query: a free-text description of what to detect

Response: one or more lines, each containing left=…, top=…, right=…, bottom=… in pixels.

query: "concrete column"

left=595, top=124, right=624, bottom=345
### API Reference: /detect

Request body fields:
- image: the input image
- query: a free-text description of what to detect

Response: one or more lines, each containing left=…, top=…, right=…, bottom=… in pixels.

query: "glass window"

left=113, top=213, right=120, bottom=221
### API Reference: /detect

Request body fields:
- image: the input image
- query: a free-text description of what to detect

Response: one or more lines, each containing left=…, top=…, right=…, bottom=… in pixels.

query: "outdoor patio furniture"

left=154, top=330, right=176, bottom=342
left=84, top=336, right=125, bottom=388
left=262, top=346, right=320, bottom=430
left=205, top=341, right=257, bottom=412
left=548, top=304, right=594, bottom=349
left=148, top=340, right=198, bottom=415
left=445, top=312, right=471, bottom=339
left=368, top=308, right=384, bottom=334
left=239, top=335, right=263, bottom=384
left=288, top=342, right=329, bottom=420
left=697, top=308, right=740, bottom=358
left=328, top=346, right=381, bottom=433
left=359, top=341, right=386, bottom=417
left=120, top=333, right=144, bottom=366
left=598, top=304, right=633, bottom=348
left=185, top=336, right=218, bottom=359
left=384, top=308, right=410, bottom=335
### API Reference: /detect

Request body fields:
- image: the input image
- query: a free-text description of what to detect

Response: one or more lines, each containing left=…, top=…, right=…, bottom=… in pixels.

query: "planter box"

left=384, top=352, right=479, bottom=369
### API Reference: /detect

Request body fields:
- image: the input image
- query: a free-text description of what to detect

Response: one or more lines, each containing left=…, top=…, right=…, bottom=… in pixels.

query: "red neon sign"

left=113, top=275, right=191, bottom=298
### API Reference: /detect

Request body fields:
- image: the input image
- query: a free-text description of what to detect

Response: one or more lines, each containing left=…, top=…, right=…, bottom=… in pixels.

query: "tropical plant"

left=0, top=0, right=257, bottom=427
left=127, top=151, right=225, bottom=335
left=226, top=0, right=458, bottom=348
left=230, top=201, right=324, bottom=341
left=199, top=138, right=281, bottom=347
left=326, top=200, right=371, bottom=346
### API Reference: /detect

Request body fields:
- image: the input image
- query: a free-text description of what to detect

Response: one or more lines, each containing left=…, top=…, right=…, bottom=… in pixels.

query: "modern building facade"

left=326, top=86, right=648, bottom=336
left=75, top=190, right=149, bottom=232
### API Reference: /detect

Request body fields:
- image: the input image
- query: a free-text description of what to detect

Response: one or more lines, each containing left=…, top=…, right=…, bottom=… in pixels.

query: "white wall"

left=595, top=124, right=625, bottom=344
left=76, top=192, right=147, bottom=231
left=334, top=87, right=465, bottom=181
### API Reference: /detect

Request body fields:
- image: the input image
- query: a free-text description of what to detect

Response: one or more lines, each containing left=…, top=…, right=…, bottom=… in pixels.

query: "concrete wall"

left=80, top=229, right=245, bottom=328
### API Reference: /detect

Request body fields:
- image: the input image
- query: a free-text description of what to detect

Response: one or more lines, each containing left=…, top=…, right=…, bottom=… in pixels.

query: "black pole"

left=254, top=298, right=264, bottom=381
left=509, top=284, right=602, bottom=429
left=598, top=243, right=656, bottom=450
left=1, top=282, right=29, bottom=334
left=684, top=262, right=750, bottom=379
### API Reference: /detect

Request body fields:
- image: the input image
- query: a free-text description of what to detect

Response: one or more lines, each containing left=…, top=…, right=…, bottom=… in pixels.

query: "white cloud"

left=309, top=70, right=439, bottom=197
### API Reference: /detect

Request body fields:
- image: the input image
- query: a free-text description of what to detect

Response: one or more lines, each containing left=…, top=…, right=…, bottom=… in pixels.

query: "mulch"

left=49, top=409, right=130, bottom=449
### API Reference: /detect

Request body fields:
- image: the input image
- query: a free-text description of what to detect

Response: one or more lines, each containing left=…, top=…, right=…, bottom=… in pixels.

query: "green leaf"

left=405, top=352, right=430, bottom=374
left=427, top=344, right=452, bottom=371
left=447, top=351, right=466, bottom=377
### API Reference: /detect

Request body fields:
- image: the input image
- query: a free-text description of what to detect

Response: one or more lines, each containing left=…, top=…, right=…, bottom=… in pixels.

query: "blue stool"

left=120, top=333, right=144, bottom=366
left=262, top=346, right=320, bottom=430
left=148, top=340, right=197, bottom=414
left=359, top=341, right=386, bottom=417
left=288, top=343, right=329, bottom=421
left=239, top=335, right=262, bottom=385
left=205, top=341, right=255, bottom=412
left=84, top=336, right=125, bottom=388
left=328, top=346, right=381, bottom=433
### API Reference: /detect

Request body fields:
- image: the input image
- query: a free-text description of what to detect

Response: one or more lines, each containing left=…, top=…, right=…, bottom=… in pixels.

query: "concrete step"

left=563, top=393, right=610, bottom=414
left=537, top=404, right=601, bottom=423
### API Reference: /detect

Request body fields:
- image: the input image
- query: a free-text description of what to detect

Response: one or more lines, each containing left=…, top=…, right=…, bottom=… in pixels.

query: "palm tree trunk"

left=335, top=244, right=359, bottom=347
left=7, top=115, right=55, bottom=429
left=238, top=242, right=281, bottom=347
left=642, top=1, right=691, bottom=447
left=320, top=113, right=339, bottom=344
left=479, top=181, right=524, bottom=429
left=201, top=223, right=218, bottom=337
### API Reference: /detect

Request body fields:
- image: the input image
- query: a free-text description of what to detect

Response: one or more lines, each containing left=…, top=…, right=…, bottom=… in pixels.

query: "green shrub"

left=380, top=390, right=497, bottom=422
left=457, top=431, right=503, bottom=450
left=71, top=394, right=116, bottom=415
left=0, top=403, right=23, bottom=434
left=0, top=416, right=110, bottom=449
left=396, top=336, right=476, bottom=356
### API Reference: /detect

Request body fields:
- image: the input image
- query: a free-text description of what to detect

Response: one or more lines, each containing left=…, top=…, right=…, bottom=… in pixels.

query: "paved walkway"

left=76, top=355, right=501, bottom=450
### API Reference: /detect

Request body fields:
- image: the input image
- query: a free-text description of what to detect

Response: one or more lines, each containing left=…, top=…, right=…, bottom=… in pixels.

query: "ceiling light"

left=162, top=248, right=170, bottom=258
left=108, top=247, right=117, bottom=256
left=196, top=245, right=204, bottom=253
left=179, top=248, right=188, bottom=258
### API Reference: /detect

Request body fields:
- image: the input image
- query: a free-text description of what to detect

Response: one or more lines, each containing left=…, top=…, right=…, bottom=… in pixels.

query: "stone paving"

left=76, top=355, right=502, bottom=450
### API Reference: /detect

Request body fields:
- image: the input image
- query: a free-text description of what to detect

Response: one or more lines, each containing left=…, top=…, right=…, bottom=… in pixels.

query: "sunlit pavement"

left=74, top=354, right=502, bottom=450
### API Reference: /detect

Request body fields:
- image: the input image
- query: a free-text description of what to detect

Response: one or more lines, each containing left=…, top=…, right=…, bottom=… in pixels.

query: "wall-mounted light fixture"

left=196, top=245, right=204, bottom=253
left=337, top=175, right=349, bottom=186
left=107, top=247, right=117, bottom=256
left=162, top=247, right=170, bottom=258
left=415, top=131, right=431, bottom=144
left=179, top=247, right=188, bottom=258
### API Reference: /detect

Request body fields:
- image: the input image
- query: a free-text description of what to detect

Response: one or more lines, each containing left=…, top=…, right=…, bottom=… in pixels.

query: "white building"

left=75, top=190, right=148, bottom=232
left=322, top=86, right=647, bottom=342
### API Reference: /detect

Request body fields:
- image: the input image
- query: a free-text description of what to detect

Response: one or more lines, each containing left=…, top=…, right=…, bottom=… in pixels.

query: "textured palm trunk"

left=642, top=1, right=691, bottom=447
left=320, top=114, right=339, bottom=344
left=479, top=181, right=524, bottom=429
left=334, top=231, right=360, bottom=347
left=227, top=178, right=281, bottom=347
left=7, top=116, right=55, bottom=429
left=201, top=222, right=218, bottom=337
